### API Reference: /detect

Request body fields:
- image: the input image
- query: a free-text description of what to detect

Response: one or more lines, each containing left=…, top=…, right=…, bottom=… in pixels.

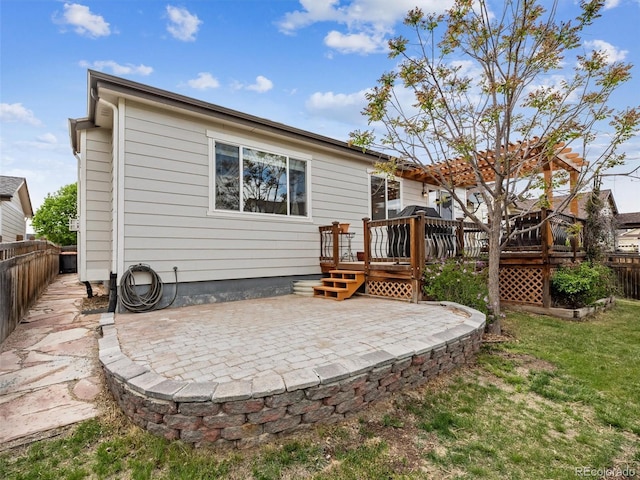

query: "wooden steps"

left=313, top=270, right=365, bottom=301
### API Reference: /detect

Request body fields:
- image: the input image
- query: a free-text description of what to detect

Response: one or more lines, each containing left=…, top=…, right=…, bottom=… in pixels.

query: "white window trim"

left=368, top=172, right=403, bottom=220
left=206, top=130, right=312, bottom=221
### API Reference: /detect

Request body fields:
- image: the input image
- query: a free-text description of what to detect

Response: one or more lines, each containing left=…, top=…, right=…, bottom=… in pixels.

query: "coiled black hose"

left=119, top=264, right=178, bottom=313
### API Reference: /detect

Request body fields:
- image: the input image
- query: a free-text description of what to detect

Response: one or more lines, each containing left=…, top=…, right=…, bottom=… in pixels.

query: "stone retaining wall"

left=98, top=303, right=484, bottom=448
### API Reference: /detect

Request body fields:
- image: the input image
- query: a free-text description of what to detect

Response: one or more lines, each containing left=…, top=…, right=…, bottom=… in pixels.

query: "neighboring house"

left=615, top=212, right=640, bottom=253
left=69, top=70, right=465, bottom=308
left=0, top=176, right=33, bottom=243
left=510, top=189, right=619, bottom=220
left=509, top=189, right=619, bottom=251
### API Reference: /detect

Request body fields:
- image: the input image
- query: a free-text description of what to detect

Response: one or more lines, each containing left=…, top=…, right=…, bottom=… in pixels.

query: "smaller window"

left=427, top=189, right=453, bottom=220
left=215, top=143, right=240, bottom=211
left=289, top=159, right=307, bottom=216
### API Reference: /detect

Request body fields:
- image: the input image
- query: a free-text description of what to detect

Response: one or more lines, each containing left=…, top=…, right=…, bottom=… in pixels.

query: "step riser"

left=313, top=270, right=365, bottom=301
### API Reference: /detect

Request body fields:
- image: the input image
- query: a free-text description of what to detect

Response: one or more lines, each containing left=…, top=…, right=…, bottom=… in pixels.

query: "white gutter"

left=73, top=149, right=87, bottom=282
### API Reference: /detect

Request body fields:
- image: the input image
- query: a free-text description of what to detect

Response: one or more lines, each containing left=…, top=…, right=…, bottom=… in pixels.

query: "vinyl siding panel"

left=119, top=100, right=428, bottom=283
left=403, top=181, right=427, bottom=209
left=84, top=129, right=112, bottom=280
left=0, top=194, right=26, bottom=241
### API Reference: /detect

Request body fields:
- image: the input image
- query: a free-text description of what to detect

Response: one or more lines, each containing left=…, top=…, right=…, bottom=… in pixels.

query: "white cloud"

left=0, top=103, right=42, bottom=126
left=450, top=59, right=483, bottom=78
left=232, top=76, right=274, bottom=93
left=58, top=3, right=110, bottom=38
left=16, top=137, right=67, bottom=151
left=603, top=0, right=621, bottom=10
left=306, top=89, right=370, bottom=124
left=246, top=76, right=274, bottom=93
left=79, top=60, right=153, bottom=76
left=187, top=73, right=220, bottom=90
left=584, top=40, right=628, bottom=64
left=324, top=30, right=386, bottom=54
left=278, top=0, right=342, bottom=32
left=37, top=133, right=58, bottom=144
left=166, top=6, right=201, bottom=42
left=278, top=0, right=454, bottom=54
left=524, top=74, right=583, bottom=103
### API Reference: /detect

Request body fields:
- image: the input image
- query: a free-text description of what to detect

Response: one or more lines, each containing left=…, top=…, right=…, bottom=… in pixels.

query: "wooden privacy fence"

left=0, top=241, right=60, bottom=343
left=607, top=254, right=640, bottom=300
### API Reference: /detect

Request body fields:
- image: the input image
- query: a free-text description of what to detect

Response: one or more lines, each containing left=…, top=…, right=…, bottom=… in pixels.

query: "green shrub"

left=422, top=259, right=489, bottom=315
left=550, top=262, right=616, bottom=308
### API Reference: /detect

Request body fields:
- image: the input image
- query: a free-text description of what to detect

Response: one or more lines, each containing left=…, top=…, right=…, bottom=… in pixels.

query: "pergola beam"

left=396, top=139, right=586, bottom=193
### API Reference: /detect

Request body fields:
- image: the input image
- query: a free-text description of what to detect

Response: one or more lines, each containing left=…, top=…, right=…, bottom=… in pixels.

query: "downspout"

left=90, top=89, right=120, bottom=306
left=72, top=149, right=93, bottom=299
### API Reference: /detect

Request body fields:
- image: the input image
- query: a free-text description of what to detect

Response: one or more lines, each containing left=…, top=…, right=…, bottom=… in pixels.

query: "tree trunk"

left=486, top=210, right=502, bottom=335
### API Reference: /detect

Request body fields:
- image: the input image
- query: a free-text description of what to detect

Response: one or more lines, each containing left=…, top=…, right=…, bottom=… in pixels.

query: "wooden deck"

left=319, top=210, right=587, bottom=307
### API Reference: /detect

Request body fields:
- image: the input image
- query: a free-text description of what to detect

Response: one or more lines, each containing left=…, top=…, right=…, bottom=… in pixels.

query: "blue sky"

left=1, top=0, right=639, bottom=218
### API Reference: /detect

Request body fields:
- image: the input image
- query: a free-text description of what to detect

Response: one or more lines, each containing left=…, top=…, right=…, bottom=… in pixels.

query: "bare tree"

left=351, top=0, right=639, bottom=333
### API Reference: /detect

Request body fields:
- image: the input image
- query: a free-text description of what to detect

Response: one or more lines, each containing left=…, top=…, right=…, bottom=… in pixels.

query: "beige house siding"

left=618, top=228, right=640, bottom=253
left=81, top=128, right=113, bottom=282
left=0, top=193, right=27, bottom=241
left=119, top=100, right=392, bottom=284
left=72, top=75, right=463, bottom=289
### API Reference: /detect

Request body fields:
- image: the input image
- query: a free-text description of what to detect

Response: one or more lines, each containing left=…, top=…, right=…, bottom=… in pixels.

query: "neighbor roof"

left=0, top=176, right=34, bottom=217
left=512, top=189, right=618, bottom=219
left=616, top=212, right=640, bottom=229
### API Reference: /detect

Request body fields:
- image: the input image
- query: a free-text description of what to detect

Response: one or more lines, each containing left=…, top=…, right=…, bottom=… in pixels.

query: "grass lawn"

left=2, top=300, right=639, bottom=479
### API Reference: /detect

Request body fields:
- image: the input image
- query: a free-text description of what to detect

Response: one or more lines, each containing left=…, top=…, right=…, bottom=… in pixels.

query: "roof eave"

left=18, top=180, right=34, bottom=218
left=84, top=69, right=387, bottom=163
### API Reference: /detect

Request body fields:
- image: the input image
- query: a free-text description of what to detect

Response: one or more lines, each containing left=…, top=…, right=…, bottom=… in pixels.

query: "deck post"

left=456, top=217, right=465, bottom=257
left=541, top=208, right=552, bottom=308
left=411, top=212, right=426, bottom=303
left=411, top=212, right=427, bottom=303
left=571, top=216, right=580, bottom=262
left=332, top=221, right=340, bottom=268
left=362, top=218, right=371, bottom=294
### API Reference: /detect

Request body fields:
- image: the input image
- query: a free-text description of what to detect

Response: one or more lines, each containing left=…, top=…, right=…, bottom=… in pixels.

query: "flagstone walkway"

left=0, top=275, right=102, bottom=448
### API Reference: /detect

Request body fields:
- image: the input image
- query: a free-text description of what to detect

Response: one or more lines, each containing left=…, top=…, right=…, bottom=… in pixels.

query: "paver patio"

left=115, top=296, right=475, bottom=383
left=103, top=295, right=485, bottom=446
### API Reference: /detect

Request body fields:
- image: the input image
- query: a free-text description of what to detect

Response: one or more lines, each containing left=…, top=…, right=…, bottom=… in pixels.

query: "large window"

left=370, top=176, right=400, bottom=220
left=213, top=141, right=308, bottom=217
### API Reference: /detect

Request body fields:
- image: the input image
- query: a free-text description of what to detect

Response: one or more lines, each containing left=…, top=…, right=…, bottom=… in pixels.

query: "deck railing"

left=0, top=240, right=60, bottom=343
left=502, top=209, right=584, bottom=254
left=319, top=209, right=586, bottom=304
left=320, top=210, right=584, bottom=267
left=319, top=222, right=340, bottom=265
left=363, top=214, right=488, bottom=265
left=319, top=214, right=490, bottom=270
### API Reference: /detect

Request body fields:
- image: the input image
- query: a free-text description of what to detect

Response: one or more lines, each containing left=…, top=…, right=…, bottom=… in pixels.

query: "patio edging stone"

left=98, top=302, right=485, bottom=448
